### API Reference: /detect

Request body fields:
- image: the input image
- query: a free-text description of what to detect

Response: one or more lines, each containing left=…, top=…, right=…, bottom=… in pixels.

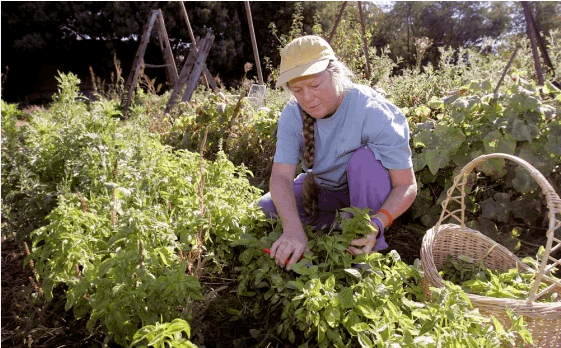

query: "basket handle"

left=435, top=153, right=561, bottom=302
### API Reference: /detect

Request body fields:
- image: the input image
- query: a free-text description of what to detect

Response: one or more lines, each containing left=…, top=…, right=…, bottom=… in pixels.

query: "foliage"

left=159, top=88, right=282, bottom=186
left=408, top=71, right=560, bottom=248
left=232, top=217, right=533, bottom=347
left=131, top=318, right=197, bottom=348
left=3, top=72, right=262, bottom=346
left=440, top=251, right=560, bottom=302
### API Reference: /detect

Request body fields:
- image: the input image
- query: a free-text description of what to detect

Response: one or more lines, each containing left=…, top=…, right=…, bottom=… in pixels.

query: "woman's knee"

left=257, top=192, right=278, bottom=219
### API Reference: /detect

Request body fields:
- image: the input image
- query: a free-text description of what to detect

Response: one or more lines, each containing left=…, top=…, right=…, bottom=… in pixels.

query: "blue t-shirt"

left=273, top=84, right=412, bottom=190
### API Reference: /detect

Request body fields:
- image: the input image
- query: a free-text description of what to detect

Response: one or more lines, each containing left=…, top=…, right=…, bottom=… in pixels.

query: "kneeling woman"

left=258, top=35, right=417, bottom=269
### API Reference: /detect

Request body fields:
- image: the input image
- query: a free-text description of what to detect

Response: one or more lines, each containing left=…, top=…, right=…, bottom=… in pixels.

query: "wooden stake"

left=494, top=47, right=519, bottom=95
left=182, top=32, right=215, bottom=102
left=155, top=10, right=178, bottom=88
left=522, top=1, right=544, bottom=85
left=244, top=1, right=264, bottom=85
left=357, top=2, right=371, bottom=79
left=179, top=1, right=217, bottom=91
left=527, top=3, right=555, bottom=75
left=328, top=1, right=348, bottom=45
left=165, top=33, right=215, bottom=114
left=124, top=11, right=159, bottom=116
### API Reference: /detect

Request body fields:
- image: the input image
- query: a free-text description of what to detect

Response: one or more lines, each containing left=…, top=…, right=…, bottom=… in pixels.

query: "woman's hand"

left=347, top=223, right=379, bottom=255
left=270, top=230, right=309, bottom=269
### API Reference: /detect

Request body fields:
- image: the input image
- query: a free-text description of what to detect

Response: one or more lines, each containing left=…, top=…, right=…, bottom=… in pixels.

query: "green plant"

left=8, top=72, right=263, bottom=346
left=440, top=250, right=560, bottom=302
left=408, top=75, right=560, bottom=249
left=131, top=318, right=197, bottom=348
left=232, top=214, right=533, bottom=347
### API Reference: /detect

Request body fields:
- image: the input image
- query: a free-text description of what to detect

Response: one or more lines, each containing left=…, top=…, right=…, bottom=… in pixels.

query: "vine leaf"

left=511, top=166, right=538, bottom=194
left=511, top=194, right=541, bottom=226
left=510, top=119, right=534, bottom=142
left=425, top=149, right=450, bottom=175
left=473, top=150, right=506, bottom=178
left=480, top=193, right=512, bottom=223
left=545, top=119, right=561, bottom=155
left=482, top=130, right=516, bottom=155
left=410, top=188, right=433, bottom=219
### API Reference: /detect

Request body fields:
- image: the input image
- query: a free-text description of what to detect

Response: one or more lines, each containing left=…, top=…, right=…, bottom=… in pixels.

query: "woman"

left=258, top=35, right=417, bottom=269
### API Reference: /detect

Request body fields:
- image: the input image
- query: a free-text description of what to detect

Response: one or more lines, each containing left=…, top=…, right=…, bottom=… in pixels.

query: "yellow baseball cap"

left=276, top=35, right=336, bottom=88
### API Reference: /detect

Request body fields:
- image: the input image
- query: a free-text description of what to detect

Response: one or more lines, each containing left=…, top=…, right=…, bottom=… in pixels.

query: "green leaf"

left=545, top=120, right=561, bottom=155
left=410, top=188, right=433, bottom=219
left=414, top=105, right=432, bottom=121
left=357, top=332, right=373, bottom=348
left=413, top=128, right=437, bottom=148
left=435, top=125, right=466, bottom=155
left=480, top=194, right=511, bottom=223
left=428, top=96, right=444, bottom=109
left=325, top=274, right=336, bottom=290
left=352, top=322, right=370, bottom=332
left=482, top=130, right=516, bottom=155
left=413, top=335, right=436, bottom=346
left=491, top=316, right=505, bottom=335
left=518, top=144, right=556, bottom=174
left=475, top=157, right=506, bottom=179
left=510, top=119, right=534, bottom=142
left=543, top=80, right=561, bottom=95
left=167, top=319, right=191, bottom=337
left=511, top=166, right=538, bottom=193
left=477, top=217, right=499, bottom=241
left=480, top=79, right=493, bottom=92
left=344, top=268, right=362, bottom=279
left=323, top=307, right=341, bottom=328
left=338, top=287, right=354, bottom=309
left=425, top=149, right=450, bottom=175
left=511, top=194, right=540, bottom=225
left=289, top=330, right=296, bottom=343
left=412, top=153, right=427, bottom=172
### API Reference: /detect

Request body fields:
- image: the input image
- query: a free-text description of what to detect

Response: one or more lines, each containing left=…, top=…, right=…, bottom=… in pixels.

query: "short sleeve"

left=273, top=105, right=303, bottom=165
left=363, top=97, right=413, bottom=170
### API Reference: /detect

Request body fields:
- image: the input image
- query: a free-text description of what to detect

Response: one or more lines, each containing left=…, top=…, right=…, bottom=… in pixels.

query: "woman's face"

left=288, top=70, right=343, bottom=119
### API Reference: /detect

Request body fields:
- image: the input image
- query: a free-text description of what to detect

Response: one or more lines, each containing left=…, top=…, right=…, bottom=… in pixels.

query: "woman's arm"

left=268, top=162, right=309, bottom=269
left=348, top=167, right=417, bottom=255
left=375, top=167, right=417, bottom=228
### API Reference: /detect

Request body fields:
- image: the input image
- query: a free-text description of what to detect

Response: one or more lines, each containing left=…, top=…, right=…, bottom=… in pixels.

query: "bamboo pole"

left=124, top=10, right=159, bottom=117
left=328, top=1, right=348, bottom=45
left=357, top=2, right=370, bottom=79
left=494, top=47, right=519, bottom=95
left=244, top=1, right=264, bottom=85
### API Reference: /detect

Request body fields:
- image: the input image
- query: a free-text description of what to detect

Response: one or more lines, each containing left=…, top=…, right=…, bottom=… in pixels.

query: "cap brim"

left=275, top=59, right=330, bottom=88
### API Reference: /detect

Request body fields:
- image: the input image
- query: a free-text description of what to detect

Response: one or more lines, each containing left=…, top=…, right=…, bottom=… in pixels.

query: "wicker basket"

left=420, top=153, right=561, bottom=348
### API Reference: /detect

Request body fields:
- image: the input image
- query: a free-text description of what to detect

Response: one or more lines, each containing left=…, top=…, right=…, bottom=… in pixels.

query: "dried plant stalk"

left=76, top=189, right=88, bottom=212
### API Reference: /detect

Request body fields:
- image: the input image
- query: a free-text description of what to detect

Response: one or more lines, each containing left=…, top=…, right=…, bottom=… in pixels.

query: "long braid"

left=300, top=107, right=320, bottom=219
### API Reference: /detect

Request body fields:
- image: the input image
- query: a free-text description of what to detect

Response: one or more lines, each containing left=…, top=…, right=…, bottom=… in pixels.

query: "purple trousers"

left=258, top=145, right=391, bottom=250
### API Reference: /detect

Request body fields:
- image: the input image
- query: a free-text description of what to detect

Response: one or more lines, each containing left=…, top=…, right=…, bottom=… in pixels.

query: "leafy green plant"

left=232, top=215, right=533, bottom=347
left=7, top=72, right=264, bottom=346
left=440, top=252, right=560, bottom=302
left=131, top=318, right=197, bottom=348
left=409, top=75, right=560, bottom=248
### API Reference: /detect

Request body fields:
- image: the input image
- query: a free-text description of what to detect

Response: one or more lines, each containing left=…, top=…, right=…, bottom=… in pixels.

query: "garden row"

left=2, top=32, right=560, bottom=347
